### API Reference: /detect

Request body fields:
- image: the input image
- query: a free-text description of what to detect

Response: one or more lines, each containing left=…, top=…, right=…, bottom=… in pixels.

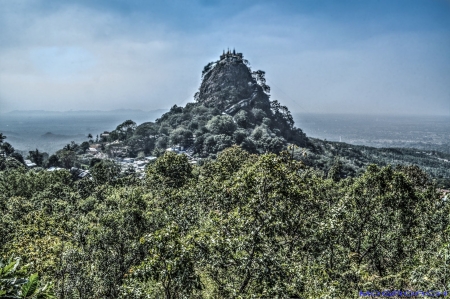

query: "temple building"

left=220, top=48, right=243, bottom=60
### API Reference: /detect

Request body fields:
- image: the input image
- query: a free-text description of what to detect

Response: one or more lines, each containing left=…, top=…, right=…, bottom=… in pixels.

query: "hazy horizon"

left=1, top=0, right=449, bottom=116
left=1, top=109, right=448, bottom=154
left=2, top=109, right=450, bottom=118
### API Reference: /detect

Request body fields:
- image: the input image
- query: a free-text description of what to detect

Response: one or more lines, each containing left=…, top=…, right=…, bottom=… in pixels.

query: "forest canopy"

left=0, top=146, right=449, bottom=298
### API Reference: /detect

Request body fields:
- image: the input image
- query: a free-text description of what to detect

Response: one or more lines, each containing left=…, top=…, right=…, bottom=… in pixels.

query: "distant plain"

left=0, top=110, right=448, bottom=155
left=0, top=110, right=165, bottom=154
left=295, top=113, right=450, bottom=153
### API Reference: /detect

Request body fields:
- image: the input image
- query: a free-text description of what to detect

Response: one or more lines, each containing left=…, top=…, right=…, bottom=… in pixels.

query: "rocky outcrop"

left=196, top=51, right=271, bottom=114
left=143, top=50, right=310, bottom=158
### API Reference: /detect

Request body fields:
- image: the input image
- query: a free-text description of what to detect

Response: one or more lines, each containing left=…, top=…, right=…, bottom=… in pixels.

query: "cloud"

left=29, top=46, right=96, bottom=78
left=0, top=0, right=449, bottom=115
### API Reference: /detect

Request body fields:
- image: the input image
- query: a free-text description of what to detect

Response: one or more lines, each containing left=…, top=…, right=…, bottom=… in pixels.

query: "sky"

left=0, top=0, right=449, bottom=115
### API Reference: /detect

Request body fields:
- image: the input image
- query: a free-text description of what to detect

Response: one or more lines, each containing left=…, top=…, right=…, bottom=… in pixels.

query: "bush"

left=206, top=115, right=236, bottom=136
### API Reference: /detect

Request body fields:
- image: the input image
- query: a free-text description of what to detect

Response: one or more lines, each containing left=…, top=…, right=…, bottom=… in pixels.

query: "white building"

left=24, top=159, right=37, bottom=168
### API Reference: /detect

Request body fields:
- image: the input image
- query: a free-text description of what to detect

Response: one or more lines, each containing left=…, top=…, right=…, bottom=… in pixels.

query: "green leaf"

left=36, top=283, right=56, bottom=299
left=21, top=273, right=38, bottom=298
left=1, top=260, right=19, bottom=277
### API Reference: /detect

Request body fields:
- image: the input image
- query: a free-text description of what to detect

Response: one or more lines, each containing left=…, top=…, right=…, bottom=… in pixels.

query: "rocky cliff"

left=129, top=50, right=309, bottom=158
left=196, top=50, right=271, bottom=115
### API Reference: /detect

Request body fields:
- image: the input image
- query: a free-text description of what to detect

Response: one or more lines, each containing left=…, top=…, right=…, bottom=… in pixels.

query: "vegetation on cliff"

left=104, top=51, right=308, bottom=160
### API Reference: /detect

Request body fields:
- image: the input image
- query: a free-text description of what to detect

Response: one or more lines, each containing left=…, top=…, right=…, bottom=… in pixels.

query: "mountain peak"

left=196, top=50, right=270, bottom=115
left=219, top=48, right=243, bottom=61
left=120, top=51, right=309, bottom=158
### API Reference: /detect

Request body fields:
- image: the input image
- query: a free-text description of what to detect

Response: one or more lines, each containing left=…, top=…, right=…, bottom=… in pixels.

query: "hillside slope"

left=117, top=50, right=309, bottom=158
left=103, top=51, right=449, bottom=187
left=302, top=138, right=450, bottom=188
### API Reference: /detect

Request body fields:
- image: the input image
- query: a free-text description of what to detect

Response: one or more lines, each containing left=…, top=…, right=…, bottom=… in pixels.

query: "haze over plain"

left=0, top=0, right=449, bottom=115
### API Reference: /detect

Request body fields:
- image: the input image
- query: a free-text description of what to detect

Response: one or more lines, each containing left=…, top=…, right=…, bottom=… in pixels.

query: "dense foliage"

left=1, top=146, right=449, bottom=298
left=102, top=99, right=307, bottom=159
left=116, top=101, right=307, bottom=159
left=304, top=138, right=450, bottom=188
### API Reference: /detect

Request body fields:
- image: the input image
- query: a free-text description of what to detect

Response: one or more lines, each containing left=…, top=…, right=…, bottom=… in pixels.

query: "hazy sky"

left=1, top=0, right=449, bottom=115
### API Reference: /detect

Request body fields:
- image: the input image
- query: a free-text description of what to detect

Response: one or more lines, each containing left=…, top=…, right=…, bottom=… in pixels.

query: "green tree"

left=10, top=153, right=25, bottom=165
left=1, top=142, right=15, bottom=156
left=206, top=115, right=236, bottom=136
left=0, top=133, right=6, bottom=146
left=56, top=149, right=76, bottom=169
left=90, top=160, right=121, bottom=186
left=89, top=157, right=102, bottom=168
left=133, top=224, right=201, bottom=299
left=46, top=155, right=60, bottom=168
left=115, top=120, right=137, bottom=141
left=196, top=152, right=309, bottom=297
left=134, top=122, right=159, bottom=137
left=80, top=141, right=90, bottom=153
left=146, top=151, right=192, bottom=189
left=327, top=157, right=343, bottom=182
left=28, top=149, right=45, bottom=167
left=169, top=127, right=193, bottom=148
left=234, top=110, right=251, bottom=128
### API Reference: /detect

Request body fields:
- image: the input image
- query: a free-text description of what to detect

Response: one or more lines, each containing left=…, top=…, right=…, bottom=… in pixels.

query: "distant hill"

left=3, top=109, right=167, bottom=116
left=41, top=132, right=85, bottom=141
left=293, top=113, right=450, bottom=154
left=0, top=109, right=168, bottom=154
left=113, top=49, right=309, bottom=159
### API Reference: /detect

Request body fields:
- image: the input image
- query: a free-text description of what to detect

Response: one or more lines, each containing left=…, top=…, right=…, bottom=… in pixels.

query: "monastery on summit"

left=220, top=48, right=243, bottom=60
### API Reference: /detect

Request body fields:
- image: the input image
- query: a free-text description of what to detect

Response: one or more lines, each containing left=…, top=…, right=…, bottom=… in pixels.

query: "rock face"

left=133, top=50, right=310, bottom=158
left=196, top=50, right=271, bottom=114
